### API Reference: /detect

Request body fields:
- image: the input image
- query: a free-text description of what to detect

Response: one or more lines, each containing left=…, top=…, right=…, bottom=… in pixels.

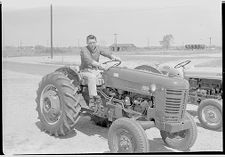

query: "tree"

left=159, top=34, right=174, bottom=49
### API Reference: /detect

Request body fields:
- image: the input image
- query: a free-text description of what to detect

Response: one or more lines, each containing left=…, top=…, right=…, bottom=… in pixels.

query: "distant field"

left=194, top=59, right=222, bottom=67
left=114, top=49, right=222, bottom=56
left=3, top=47, right=222, bottom=69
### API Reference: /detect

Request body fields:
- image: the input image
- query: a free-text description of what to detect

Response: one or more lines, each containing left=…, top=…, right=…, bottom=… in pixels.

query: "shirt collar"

left=87, top=45, right=97, bottom=53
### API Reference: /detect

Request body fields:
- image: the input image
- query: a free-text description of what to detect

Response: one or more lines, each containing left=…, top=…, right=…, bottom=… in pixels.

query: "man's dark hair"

left=86, top=35, right=97, bottom=43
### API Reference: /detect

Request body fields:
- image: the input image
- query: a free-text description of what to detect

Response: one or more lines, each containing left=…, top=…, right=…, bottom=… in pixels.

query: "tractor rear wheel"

left=108, top=118, right=149, bottom=153
left=160, top=112, right=197, bottom=151
left=36, top=72, right=81, bottom=136
left=198, top=99, right=222, bottom=130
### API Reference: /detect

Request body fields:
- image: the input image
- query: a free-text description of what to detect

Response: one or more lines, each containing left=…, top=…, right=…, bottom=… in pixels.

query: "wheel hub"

left=202, top=106, right=221, bottom=124
left=43, top=97, right=51, bottom=111
left=208, top=112, right=216, bottom=119
left=40, top=85, right=62, bottom=124
left=119, top=135, right=132, bottom=151
left=116, top=130, right=134, bottom=153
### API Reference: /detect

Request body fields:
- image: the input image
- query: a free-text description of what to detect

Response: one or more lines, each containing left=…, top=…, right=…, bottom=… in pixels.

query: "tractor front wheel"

left=108, top=118, right=149, bottom=153
left=160, top=112, right=197, bottom=151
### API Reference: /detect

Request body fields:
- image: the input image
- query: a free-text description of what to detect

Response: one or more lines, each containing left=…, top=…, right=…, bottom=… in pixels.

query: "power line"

left=209, top=37, right=212, bottom=46
left=113, top=33, right=118, bottom=51
left=114, top=33, right=118, bottom=44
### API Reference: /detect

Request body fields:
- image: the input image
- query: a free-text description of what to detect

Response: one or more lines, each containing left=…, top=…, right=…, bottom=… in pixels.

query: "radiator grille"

left=164, top=89, right=186, bottom=122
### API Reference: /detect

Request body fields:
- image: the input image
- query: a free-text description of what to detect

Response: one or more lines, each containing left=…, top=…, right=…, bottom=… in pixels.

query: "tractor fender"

left=55, top=66, right=81, bottom=83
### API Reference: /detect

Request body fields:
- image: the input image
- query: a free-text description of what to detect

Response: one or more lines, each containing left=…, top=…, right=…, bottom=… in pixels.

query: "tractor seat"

left=81, top=77, right=105, bottom=86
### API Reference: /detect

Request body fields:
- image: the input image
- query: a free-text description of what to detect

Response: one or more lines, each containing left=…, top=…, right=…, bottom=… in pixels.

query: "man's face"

left=87, top=39, right=97, bottom=50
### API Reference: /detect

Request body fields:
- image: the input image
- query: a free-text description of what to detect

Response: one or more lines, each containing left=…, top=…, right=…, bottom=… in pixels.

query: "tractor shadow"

left=147, top=138, right=175, bottom=152
left=73, top=116, right=108, bottom=139
left=35, top=117, right=181, bottom=152
left=74, top=116, right=176, bottom=153
left=35, top=121, right=77, bottom=139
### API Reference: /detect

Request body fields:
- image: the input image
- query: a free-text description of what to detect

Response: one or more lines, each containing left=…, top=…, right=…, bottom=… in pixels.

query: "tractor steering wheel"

left=174, top=60, right=191, bottom=69
left=102, top=60, right=121, bottom=69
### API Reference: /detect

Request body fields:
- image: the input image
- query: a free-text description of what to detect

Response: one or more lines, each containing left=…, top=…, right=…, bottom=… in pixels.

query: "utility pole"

left=50, top=4, right=53, bottom=59
left=18, top=40, right=22, bottom=56
left=114, top=33, right=118, bottom=51
left=209, top=37, right=212, bottom=47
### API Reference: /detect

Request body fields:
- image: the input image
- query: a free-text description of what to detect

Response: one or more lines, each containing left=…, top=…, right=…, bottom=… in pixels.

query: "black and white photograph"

left=2, top=0, right=223, bottom=154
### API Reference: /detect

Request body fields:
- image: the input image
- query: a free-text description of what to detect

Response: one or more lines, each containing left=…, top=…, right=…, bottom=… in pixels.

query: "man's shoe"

left=89, top=97, right=95, bottom=110
left=89, top=95, right=102, bottom=113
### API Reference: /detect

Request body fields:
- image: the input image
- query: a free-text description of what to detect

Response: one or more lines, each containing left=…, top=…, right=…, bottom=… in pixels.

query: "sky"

left=2, top=0, right=222, bottom=47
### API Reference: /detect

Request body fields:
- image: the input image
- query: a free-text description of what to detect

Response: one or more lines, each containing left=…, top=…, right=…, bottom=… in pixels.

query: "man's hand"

left=98, top=63, right=109, bottom=71
left=111, top=55, right=121, bottom=62
left=92, top=61, right=107, bottom=70
left=94, top=61, right=108, bottom=70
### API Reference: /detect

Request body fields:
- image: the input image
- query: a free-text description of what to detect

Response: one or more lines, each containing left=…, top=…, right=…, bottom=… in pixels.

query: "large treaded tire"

left=36, top=72, right=81, bottom=136
left=160, top=112, right=197, bottom=151
left=108, top=118, right=149, bottom=153
left=198, top=99, right=222, bottom=130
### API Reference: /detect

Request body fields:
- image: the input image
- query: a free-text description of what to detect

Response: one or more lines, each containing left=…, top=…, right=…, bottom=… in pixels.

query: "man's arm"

left=99, top=47, right=121, bottom=61
left=99, top=47, right=113, bottom=60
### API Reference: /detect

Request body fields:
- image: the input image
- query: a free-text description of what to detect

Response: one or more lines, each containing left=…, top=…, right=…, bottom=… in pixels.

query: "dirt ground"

left=2, top=69, right=223, bottom=155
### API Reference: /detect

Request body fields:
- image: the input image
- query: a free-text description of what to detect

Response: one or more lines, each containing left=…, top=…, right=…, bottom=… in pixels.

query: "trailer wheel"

left=160, top=112, right=197, bottom=151
left=198, top=99, right=222, bottom=130
left=108, top=118, right=149, bottom=153
left=36, top=72, right=81, bottom=136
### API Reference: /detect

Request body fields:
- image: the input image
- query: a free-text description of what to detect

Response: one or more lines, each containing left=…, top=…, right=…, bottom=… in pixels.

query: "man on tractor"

left=80, top=35, right=121, bottom=109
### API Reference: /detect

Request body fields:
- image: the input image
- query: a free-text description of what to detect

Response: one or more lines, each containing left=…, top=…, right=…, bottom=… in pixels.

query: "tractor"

left=36, top=60, right=197, bottom=152
left=135, top=60, right=222, bottom=131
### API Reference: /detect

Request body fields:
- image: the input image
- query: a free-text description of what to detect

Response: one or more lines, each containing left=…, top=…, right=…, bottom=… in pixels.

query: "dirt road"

left=3, top=67, right=223, bottom=154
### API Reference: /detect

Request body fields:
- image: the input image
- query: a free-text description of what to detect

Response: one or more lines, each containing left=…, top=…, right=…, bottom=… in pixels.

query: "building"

left=109, top=43, right=136, bottom=51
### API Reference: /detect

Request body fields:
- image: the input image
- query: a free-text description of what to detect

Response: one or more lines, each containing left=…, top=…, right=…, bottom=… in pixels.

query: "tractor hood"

left=184, top=67, right=222, bottom=80
left=103, top=67, right=189, bottom=92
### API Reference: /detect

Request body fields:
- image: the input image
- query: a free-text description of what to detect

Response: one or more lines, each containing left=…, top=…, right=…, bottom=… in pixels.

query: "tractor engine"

left=101, top=87, right=154, bottom=115
left=128, top=94, right=154, bottom=114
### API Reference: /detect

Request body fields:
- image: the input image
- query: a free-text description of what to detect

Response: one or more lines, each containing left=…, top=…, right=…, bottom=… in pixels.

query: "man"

left=80, top=35, right=121, bottom=109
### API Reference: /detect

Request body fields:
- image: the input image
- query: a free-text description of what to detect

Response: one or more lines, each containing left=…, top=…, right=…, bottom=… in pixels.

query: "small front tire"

left=108, top=118, right=149, bottom=153
left=160, top=112, right=197, bottom=151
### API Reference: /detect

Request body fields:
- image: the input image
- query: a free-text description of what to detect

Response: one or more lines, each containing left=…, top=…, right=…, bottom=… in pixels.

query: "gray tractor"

left=36, top=60, right=197, bottom=152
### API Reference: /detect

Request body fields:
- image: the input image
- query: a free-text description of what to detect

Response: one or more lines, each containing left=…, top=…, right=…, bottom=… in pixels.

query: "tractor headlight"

left=150, top=84, right=156, bottom=92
